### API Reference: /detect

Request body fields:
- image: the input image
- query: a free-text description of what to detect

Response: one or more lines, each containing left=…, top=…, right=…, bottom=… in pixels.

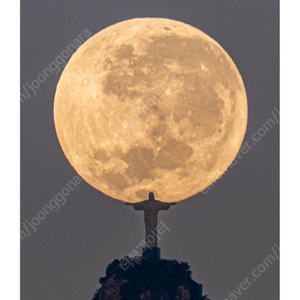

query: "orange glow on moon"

left=54, top=18, right=248, bottom=203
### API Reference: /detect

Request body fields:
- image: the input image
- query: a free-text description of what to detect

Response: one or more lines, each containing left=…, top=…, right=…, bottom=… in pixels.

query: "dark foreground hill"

left=92, top=257, right=210, bottom=300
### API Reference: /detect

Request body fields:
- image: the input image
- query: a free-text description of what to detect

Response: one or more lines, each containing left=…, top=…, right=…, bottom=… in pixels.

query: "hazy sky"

left=21, top=1, right=279, bottom=299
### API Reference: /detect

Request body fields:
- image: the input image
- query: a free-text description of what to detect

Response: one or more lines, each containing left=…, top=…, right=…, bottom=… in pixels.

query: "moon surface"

left=54, top=18, right=247, bottom=203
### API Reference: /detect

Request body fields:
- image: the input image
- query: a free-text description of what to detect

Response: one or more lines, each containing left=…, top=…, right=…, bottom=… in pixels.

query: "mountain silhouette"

left=92, top=257, right=210, bottom=300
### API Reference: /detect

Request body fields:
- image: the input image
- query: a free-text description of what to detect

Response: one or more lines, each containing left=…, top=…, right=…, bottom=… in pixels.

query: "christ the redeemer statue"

left=126, top=192, right=176, bottom=249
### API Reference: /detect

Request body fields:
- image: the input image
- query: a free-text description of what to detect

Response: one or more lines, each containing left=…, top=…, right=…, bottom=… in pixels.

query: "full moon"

left=54, top=18, right=247, bottom=203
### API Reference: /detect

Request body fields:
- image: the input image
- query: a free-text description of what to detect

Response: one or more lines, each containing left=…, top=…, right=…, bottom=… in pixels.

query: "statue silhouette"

left=126, top=192, right=176, bottom=248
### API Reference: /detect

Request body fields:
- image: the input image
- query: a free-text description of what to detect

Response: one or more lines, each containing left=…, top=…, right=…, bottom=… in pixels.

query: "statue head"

left=149, top=192, right=155, bottom=201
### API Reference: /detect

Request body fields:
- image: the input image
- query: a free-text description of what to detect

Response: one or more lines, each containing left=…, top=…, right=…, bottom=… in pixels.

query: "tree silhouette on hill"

left=92, top=257, right=210, bottom=300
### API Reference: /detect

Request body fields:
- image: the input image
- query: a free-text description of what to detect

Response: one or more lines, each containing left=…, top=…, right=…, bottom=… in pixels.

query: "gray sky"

left=21, top=1, right=279, bottom=299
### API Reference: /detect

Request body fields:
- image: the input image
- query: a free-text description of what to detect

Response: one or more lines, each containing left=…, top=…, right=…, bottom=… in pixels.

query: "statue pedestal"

left=198, top=284, right=203, bottom=297
left=142, top=247, right=161, bottom=259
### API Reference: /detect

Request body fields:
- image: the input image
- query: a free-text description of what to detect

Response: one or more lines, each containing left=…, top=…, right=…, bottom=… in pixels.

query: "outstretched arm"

left=158, top=202, right=176, bottom=210
left=125, top=202, right=146, bottom=211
